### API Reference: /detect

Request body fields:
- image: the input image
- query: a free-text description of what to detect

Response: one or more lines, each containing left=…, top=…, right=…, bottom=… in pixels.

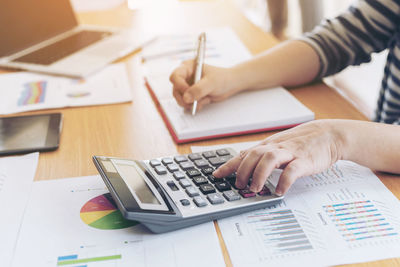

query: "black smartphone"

left=0, top=113, right=62, bottom=156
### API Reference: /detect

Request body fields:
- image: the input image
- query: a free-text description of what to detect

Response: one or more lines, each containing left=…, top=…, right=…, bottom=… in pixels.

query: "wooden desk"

left=2, top=0, right=400, bottom=266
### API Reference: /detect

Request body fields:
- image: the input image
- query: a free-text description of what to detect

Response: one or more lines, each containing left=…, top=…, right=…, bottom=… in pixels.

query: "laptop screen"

left=0, top=0, right=78, bottom=57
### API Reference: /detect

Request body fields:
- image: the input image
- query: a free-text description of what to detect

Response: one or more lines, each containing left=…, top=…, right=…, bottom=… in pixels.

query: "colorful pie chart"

left=80, top=193, right=139, bottom=230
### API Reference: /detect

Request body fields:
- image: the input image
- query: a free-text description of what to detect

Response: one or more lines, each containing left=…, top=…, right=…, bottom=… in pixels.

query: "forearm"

left=334, top=120, right=400, bottom=173
left=229, top=40, right=320, bottom=92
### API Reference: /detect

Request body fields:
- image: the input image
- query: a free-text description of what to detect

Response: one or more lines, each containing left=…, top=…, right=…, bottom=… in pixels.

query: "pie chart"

left=80, top=193, right=139, bottom=230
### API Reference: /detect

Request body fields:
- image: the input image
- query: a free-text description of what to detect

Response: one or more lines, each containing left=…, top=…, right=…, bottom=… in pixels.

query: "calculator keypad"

left=207, top=193, right=224, bottom=205
left=148, top=148, right=276, bottom=214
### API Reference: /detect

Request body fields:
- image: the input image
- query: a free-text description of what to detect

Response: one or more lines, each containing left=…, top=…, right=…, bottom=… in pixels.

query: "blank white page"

left=160, top=87, right=314, bottom=140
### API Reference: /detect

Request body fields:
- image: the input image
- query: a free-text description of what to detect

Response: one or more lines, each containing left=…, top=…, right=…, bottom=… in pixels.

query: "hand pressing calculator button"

left=93, top=147, right=283, bottom=233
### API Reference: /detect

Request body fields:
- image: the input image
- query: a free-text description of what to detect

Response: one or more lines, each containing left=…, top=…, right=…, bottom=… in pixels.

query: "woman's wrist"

left=324, top=119, right=349, bottom=162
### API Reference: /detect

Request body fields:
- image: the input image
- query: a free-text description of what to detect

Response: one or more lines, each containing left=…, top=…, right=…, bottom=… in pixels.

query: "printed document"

left=0, top=63, right=132, bottom=115
left=192, top=142, right=400, bottom=266
left=0, top=153, right=39, bottom=267
left=11, top=175, right=225, bottom=267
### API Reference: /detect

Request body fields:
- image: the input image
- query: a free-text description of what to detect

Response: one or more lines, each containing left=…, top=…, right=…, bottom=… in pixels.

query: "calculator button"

left=199, top=184, right=216, bottom=195
left=167, top=181, right=179, bottom=191
left=209, top=157, right=228, bottom=167
left=225, top=172, right=236, bottom=181
left=193, top=176, right=208, bottom=186
left=220, top=155, right=233, bottom=161
left=167, top=163, right=179, bottom=172
left=215, top=181, right=231, bottom=192
left=188, top=153, right=202, bottom=161
left=258, top=185, right=272, bottom=196
left=223, top=190, right=241, bottom=201
left=185, top=186, right=200, bottom=197
left=154, top=165, right=167, bottom=175
left=162, top=158, right=174, bottom=165
left=173, top=171, right=186, bottom=180
left=180, top=199, right=191, bottom=206
left=174, top=155, right=188, bottom=163
left=202, top=151, right=216, bottom=158
left=180, top=161, right=195, bottom=170
left=207, top=193, right=225, bottom=205
left=194, top=159, right=209, bottom=168
left=239, top=189, right=256, bottom=198
left=150, top=159, right=161, bottom=167
left=179, top=179, right=192, bottom=188
left=216, top=149, right=230, bottom=156
left=207, top=175, right=217, bottom=183
left=193, top=196, right=208, bottom=207
left=187, top=169, right=201, bottom=178
left=202, top=167, right=214, bottom=175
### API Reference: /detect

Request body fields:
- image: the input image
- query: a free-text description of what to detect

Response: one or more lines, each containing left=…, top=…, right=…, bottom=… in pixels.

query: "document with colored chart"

left=11, top=175, right=225, bottom=267
left=0, top=63, right=132, bottom=115
left=192, top=142, right=400, bottom=267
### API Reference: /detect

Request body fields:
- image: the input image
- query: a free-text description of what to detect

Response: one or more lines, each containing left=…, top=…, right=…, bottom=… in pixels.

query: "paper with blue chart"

left=11, top=175, right=225, bottom=267
left=0, top=63, right=132, bottom=115
left=192, top=142, right=400, bottom=266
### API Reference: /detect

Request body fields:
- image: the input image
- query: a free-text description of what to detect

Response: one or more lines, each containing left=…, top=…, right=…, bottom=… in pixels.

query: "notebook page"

left=160, top=88, right=314, bottom=140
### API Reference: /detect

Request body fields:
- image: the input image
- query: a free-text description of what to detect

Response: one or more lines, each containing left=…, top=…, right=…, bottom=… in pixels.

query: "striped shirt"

left=300, top=0, right=400, bottom=124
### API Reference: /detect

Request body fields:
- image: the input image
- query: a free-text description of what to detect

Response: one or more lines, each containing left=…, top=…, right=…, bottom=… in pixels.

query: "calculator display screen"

left=115, top=163, right=161, bottom=205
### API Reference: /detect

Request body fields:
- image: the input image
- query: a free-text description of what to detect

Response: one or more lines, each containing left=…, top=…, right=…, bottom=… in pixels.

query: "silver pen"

left=192, top=32, right=206, bottom=116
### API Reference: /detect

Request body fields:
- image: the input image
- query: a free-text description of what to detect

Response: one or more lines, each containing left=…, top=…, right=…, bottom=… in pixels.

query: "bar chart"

left=57, top=253, right=121, bottom=266
left=246, top=209, right=315, bottom=256
left=324, top=200, right=399, bottom=242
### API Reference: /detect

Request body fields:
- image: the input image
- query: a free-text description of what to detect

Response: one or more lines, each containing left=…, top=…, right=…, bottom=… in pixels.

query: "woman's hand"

left=169, top=60, right=242, bottom=111
left=213, top=120, right=344, bottom=196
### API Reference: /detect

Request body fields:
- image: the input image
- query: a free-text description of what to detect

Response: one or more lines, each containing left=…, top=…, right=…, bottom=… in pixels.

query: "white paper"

left=0, top=63, right=132, bottom=115
left=143, top=28, right=314, bottom=141
left=0, top=153, right=39, bottom=267
left=192, top=143, right=400, bottom=266
left=12, top=175, right=225, bottom=267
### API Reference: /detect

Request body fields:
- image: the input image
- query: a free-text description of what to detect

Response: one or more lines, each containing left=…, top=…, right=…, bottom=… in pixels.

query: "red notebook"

left=142, top=28, right=314, bottom=143
left=145, top=77, right=314, bottom=144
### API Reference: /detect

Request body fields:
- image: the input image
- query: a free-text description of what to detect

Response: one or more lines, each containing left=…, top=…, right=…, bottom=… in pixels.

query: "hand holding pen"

left=169, top=34, right=242, bottom=112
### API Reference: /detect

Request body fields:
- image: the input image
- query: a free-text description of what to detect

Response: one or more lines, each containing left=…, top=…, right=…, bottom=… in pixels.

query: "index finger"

left=213, top=156, right=242, bottom=178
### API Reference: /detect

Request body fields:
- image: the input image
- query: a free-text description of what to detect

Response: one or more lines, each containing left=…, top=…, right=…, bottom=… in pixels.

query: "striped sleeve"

left=298, top=0, right=400, bottom=79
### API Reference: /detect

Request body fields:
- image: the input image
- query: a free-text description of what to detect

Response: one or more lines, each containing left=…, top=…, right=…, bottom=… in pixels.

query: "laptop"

left=0, top=0, right=147, bottom=78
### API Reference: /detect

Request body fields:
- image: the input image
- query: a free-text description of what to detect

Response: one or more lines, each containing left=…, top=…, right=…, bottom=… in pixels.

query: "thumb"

left=183, top=77, right=214, bottom=104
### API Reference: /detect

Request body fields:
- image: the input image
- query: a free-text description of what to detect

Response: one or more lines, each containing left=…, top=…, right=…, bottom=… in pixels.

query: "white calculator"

left=93, top=148, right=283, bottom=233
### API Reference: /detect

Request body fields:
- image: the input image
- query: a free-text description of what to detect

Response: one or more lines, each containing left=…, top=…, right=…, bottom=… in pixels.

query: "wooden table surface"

left=2, top=0, right=400, bottom=266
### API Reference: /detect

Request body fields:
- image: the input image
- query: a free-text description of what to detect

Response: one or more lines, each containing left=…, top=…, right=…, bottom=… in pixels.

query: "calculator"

left=93, top=148, right=283, bottom=233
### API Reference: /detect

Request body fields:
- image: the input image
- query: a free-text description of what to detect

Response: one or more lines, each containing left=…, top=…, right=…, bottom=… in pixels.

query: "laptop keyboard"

left=12, top=30, right=112, bottom=65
